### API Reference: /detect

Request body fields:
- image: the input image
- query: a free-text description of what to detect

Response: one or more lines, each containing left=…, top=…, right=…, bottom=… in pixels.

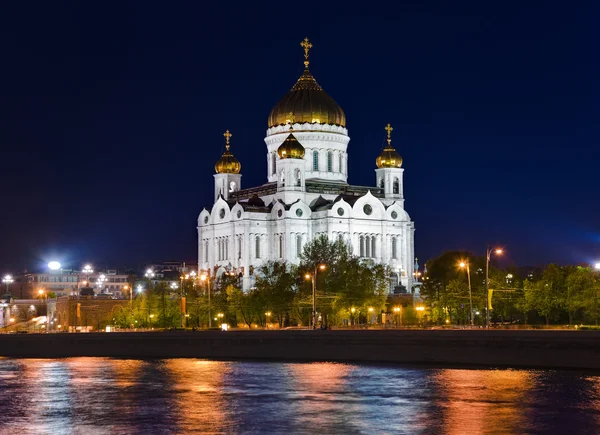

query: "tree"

left=254, top=261, right=297, bottom=327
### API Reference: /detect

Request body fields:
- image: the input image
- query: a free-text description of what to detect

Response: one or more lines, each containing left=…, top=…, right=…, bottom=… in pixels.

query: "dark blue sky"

left=1, top=1, right=598, bottom=273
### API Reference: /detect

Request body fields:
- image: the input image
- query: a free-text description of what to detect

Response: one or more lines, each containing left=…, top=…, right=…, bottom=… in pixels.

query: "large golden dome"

left=277, top=132, right=305, bottom=159
left=215, top=130, right=241, bottom=174
left=268, top=38, right=346, bottom=128
left=376, top=124, right=403, bottom=168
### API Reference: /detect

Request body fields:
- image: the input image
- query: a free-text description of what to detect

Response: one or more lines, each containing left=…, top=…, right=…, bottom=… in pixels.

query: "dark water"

left=0, top=359, right=599, bottom=434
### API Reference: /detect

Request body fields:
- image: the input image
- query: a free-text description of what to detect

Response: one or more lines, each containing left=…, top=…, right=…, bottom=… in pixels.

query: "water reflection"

left=0, top=358, right=599, bottom=434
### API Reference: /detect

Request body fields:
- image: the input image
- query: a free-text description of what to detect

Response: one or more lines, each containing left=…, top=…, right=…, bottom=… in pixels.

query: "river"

left=0, top=358, right=599, bottom=434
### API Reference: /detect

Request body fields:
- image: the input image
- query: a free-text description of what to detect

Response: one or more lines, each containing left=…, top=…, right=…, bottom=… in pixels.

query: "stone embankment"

left=2, top=330, right=600, bottom=370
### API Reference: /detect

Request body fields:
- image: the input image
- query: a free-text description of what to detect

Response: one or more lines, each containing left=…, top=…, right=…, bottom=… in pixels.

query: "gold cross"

left=300, top=37, right=312, bottom=67
left=385, top=123, right=393, bottom=145
left=223, top=130, right=232, bottom=149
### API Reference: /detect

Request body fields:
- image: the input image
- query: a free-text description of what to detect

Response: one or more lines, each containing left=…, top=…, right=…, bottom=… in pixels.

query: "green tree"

left=254, top=261, right=297, bottom=327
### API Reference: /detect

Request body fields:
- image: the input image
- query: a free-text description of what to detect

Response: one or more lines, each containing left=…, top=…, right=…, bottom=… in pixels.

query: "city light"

left=416, top=306, right=425, bottom=311
left=48, top=261, right=61, bottom=270
left=594, top=263, right=600, bottom=270
left=82, top=264, right=93, bottom=274
left=136, top=285, right=143, bottom=293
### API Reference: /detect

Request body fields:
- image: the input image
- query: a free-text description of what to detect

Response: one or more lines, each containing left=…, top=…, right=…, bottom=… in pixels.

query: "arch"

left=393, top=177, right=399, bottom=194
left=313, top=150, right=319, bottom=171
left=229, top=181, right=237, bottom=192
left=371, top=236, right=376, bottom=258
left=327, top=151, right=333, bottom=172
left=255, top=235, right=261, bottom=259
left=365, top=236, right=370, bottom=258
left=359, top=235, right=365, bottom=257
left=294, top=168, right=301, bottom=186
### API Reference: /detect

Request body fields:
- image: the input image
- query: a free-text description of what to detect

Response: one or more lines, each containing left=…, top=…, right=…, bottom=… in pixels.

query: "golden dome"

left=267, top=38, right=346, bottom=128
left=376, top=123, right=403, bottom=168
left=215, top=130, right=241, bottom=174
left=277, top=132, right=305, bottom=159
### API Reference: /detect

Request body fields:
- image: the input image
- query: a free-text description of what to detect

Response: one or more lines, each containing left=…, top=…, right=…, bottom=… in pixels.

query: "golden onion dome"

left=215, top=130, right=241, bottom=174
left=267, top=38, right=346, bottom=129
left=277, top=131, right=305, bottom=159
left=376, top=123, right=403, bottom=168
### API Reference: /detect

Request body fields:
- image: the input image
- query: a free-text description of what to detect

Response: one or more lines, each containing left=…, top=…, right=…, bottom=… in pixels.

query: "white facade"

left=197, top=50, right=415, bottom=293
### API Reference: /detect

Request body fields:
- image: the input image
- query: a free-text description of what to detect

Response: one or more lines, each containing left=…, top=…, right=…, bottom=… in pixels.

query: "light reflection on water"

left=0, top=358, right=599, bottom=434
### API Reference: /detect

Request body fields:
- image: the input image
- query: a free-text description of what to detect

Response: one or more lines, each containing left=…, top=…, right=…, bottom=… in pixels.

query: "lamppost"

left=81, top=264, right=93, bottom=291
left=415, top=305, right=425, bottom=327
left=304, top=264, right=326, bottom=330
left=459, top=260, right=474, bottom=326
left=169, top=282, right=178, bottom=329
left=200, top=274, right=211, bottom=328
left=265, top=311, right=271, bottom=329
left=485, top=245, right=503, bottom=329
left=350, top=307, right=356, bottom=327
left=97, top=274, right=107, bottom=295
left=393, top=306, right=402, bottom=328
left=179, top=274, right=190, bottom=328
left=2, top=275, right=13, bottom=296
left=368, top=307, right=374, bottom=325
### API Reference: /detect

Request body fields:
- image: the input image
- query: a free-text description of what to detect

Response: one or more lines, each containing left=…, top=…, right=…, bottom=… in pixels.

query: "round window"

left=391, top=211, right=398, bottom=219
left=219, top=208, right=225, bottom=219
left=363, top=204, right=372, bottom=215
left=237, top=210, right=242, bottom=219
left=296, top=209, right=303, bottom=217
left=337, top=207, right=344, bottom=216
left=203, top=216, right=208, bottom=224
left=278, top=209, right=283, bottom=218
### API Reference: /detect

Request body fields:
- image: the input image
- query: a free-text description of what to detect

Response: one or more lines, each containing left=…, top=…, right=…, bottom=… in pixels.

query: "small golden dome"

left=277, top=132, right=305, bottom=159
left=376, top=123, right=403, bottom=168
left=215, top=130, right=241, bottom=174
left=268, top=38, right=346, bottom=128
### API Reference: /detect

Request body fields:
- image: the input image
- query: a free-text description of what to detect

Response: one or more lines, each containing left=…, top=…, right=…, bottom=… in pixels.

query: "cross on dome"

left=385, top=123, right=393, bottom=145
left=301, top=37, right=312, bottom=68
left=223, top=129, right=232, bottom=150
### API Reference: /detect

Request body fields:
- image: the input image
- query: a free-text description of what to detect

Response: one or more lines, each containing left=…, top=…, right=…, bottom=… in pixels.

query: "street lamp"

left=81, top=264, right=93, bottom=291
left=485, top=245, right=503, bottom=329
left=350, top=307, right=356, bottom=327
left=2, top=274, right=14, bottom=295
left=304, top=264, right=326, bottom=330
left=200, top=273, right=211, bottom=328
left=368, top=307, right=374, bottom=325
left=459, top=260, right=474, bottom=326
left=265, top=311, right=271, bottom=329
left=594, top=263, right=600, bottom=271
left=393, top=306, right=402, bottom=328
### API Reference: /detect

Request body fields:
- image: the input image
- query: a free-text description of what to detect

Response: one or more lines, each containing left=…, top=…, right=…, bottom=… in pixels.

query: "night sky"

left=1, top=2, right=598, bottom=273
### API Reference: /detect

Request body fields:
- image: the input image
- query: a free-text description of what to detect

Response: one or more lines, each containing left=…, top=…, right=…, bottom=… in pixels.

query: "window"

left=296, top=234, right=302, bottom=257
left=279, top=235, right=283, bottom=258
left=313, top=151, right=319, bottom=171
left=371, top=236, right=376, bottom=258
left=392, top=237, right=397, bottom=259
left=238, top=236, right=242, bottom=259
left=393, top=178, right=399, bottom=194
left=225, top=238, right=229, bottom=260
left=205, top=242, right=208, bottom=261
left=339, top=154, right=342, bottom=173
left=327, top=151, right=333, bottom=172
left=379, top=178, right=384, bottom=189
left=255, top=236, right=261, bottom=259
left=360, top=236, right=365, bottom=257
left=272, top=153, right=276, bottom=175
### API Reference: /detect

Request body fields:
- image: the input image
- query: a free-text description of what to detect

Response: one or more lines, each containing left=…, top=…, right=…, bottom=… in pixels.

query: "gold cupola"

left=376, top=123, right=403, bottom=168
left=277, top=115, right=305, bottom=159
left=268, top=38, right=346, bottom=128
left=215, top=130, right=241, bottom=174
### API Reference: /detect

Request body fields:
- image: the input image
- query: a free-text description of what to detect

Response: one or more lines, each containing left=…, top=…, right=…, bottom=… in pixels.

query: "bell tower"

left=375, top=123, right=404, bottom=202
left=214, top=129, right=242, bottom=201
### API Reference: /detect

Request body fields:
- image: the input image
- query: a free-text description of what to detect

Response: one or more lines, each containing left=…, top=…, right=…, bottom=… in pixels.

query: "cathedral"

left=197, top=38, right=415, bottom=292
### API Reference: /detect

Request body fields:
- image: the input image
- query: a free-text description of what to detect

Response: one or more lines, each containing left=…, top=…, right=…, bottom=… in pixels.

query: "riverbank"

left=1, top=330, right=600, bottom=370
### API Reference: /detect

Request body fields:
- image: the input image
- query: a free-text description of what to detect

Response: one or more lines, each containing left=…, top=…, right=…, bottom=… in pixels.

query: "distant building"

left=12, top=269, right=130, bottom=299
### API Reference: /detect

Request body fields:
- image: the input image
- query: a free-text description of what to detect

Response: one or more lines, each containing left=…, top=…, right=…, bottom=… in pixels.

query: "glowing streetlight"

left=459, top=260, right=474, bottom=326
left=594, top=263, right=600, bottom=271
left=393, top=306, right=402, bottom=328
left=485, top=245, right=503, bottom=329
left=2, top=274, right=14, bottom=295
left=305, top=264, right=326, bottom=329
left=48, top=261, right=61, bottom=270
left=136, top=285, right=143, bottom=294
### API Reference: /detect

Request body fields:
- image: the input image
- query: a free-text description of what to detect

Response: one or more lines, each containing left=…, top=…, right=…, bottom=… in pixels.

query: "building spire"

left=223, top=129, right=232, bottom=151
left=385, top=123, right=393, bottom=147
left=300, top=37, right=312, bottom=68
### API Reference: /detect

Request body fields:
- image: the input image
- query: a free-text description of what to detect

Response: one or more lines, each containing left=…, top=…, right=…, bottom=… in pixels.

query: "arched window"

left=339, top=153, right=342, bottom=173
left=279, top=235, right=283, bottom=258
left=365, top=236, right=370, bottom=258
left=359, top=236, right=365, bottom=257
left=294, top=168, right=301, bottom=186
left=272, top=153, right=276, bottom=175
left=379, top=178, right=384, bottom=189
left=371, top=236, right=376, bottom=258
left=393, top=178, right=399, bottom=194
left=255, top=236, right=261, bottom=259
left=229, top=181, right=237, bottom=192
left=392, top=237, right=397, bottom=259
left=238, top=236, right=242, bottom=259
left=205, top=241, right=208, bottom=262
left=313, top=151, right=319, bottom=171
left=225, top=238, right=229, bottom=260
left=327, top=151, right=333, bottom=172
left=296, top=234, right=302, bottom=257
